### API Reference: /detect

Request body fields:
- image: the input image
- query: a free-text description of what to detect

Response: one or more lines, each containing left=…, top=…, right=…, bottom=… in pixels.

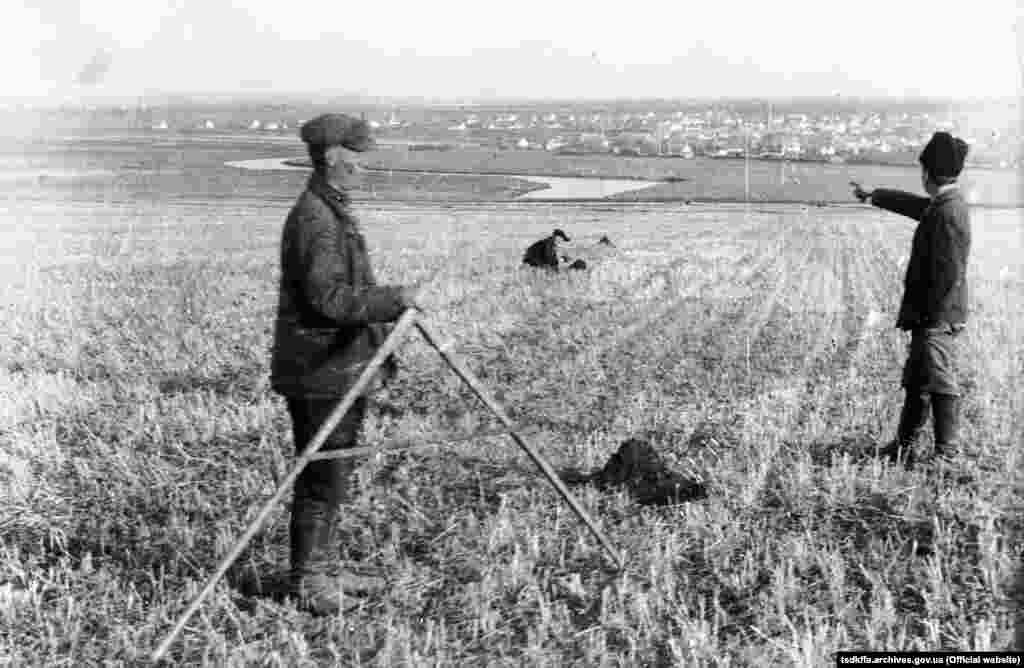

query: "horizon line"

left=2, top=91, right=1019, bottom=109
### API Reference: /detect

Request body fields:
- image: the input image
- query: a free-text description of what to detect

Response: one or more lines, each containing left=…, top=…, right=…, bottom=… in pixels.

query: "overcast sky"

left=8, top=0, right=1023, bottom=103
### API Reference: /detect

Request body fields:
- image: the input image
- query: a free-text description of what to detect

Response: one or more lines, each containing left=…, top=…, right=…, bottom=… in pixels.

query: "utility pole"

left=744, top=121, right=750, bottom=205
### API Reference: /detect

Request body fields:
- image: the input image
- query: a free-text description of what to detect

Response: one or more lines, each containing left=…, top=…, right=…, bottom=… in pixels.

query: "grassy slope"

left=1, top=193, right=1021, bottom=665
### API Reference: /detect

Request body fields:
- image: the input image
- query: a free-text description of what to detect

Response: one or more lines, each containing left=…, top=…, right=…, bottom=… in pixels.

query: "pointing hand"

left=850, top=181, right=873, bottom=204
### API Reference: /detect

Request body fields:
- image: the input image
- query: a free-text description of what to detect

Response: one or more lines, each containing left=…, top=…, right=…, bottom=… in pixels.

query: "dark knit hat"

left=300, top=113, right=376, bottom=151
left=918, top=131, right=968, bottom=179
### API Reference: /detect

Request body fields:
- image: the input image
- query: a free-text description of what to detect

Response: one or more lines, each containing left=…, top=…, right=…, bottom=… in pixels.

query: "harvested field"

left=1, top=137, right=1022, bottom=665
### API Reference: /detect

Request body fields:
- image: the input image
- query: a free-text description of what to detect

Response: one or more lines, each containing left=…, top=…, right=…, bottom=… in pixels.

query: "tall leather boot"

left=930, top=393, right=959, bottom=460
left=289, top=496, right=336, bottom=588
left=928, top=393, right=973, bottom=483
left=288, top=462, right=384, bottom=616
left=877, top=391, right=930, bottom=468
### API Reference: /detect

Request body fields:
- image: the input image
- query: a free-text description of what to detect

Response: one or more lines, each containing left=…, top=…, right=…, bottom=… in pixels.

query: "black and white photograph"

left=1, top=0, right=1022, bottom=664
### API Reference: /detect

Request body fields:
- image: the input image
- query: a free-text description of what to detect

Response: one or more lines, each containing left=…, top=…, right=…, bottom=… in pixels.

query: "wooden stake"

left=308, top=426, right=535, bottom=461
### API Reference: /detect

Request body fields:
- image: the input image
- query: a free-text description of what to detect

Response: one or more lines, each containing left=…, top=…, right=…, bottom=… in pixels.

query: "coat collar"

left=307, top=173, right=351, bottom=209
left=930, top=184, right=961, bottom=207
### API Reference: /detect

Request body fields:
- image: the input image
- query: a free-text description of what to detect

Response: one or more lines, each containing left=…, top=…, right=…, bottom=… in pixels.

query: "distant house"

left=153, top=120, right=169, bottom=130
left=665, top=133, right=694, bottom=158
left=203, top=120, right=215, bottom=130
left=612, top=132, right=658, bottom=156
left=558, top=132, right=609, bottom=154
left=516, top=137, right=530, bottom=149
left=249, top=120, right=262, bottom=130
left=546, top=136, right=567, bottom=152
left=265, top=121, right=280, bottom=131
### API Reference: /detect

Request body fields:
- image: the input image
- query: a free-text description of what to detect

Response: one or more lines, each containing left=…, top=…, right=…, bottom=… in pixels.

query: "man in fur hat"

left=268, top=113, right=419, bottom=614
left=851, top=131, right=972, bottom=472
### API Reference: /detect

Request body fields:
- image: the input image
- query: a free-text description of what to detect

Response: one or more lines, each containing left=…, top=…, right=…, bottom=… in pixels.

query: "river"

left=224, top=157, right=660, bottom=200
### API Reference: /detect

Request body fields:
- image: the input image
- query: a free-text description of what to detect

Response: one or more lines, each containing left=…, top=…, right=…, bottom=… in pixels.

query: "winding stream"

left=224, top=157, right=660, bottom=200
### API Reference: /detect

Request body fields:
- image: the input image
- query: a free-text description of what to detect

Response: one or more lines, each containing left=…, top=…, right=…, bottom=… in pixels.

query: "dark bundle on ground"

left=561, top=438, right=707, bottom=506
left=598, top=235, right=614, bottom=247
left=567, top=259, right=587, bottom=270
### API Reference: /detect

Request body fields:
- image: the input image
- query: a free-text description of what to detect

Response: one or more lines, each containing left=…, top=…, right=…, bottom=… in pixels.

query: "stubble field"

left=1, top=146, right=1023, bottom=666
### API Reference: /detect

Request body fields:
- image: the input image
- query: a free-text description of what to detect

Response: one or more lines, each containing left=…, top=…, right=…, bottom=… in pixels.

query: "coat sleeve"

left=925, top=210, right=967, bottom=321
left=870, top=188, right=930, bottom=222
left=301, top=209, right=405, bottom=326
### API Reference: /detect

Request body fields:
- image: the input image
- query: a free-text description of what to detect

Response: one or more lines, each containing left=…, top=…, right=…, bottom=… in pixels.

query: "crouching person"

left=270, top=113, right=418, bottom=614
left=851, top=131, right=971, bottom=473
left=523, top=228, right=570, bottom=270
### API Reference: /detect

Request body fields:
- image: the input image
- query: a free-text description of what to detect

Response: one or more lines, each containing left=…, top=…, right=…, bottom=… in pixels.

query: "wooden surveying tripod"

left=152, top=308, right=623, bottom=662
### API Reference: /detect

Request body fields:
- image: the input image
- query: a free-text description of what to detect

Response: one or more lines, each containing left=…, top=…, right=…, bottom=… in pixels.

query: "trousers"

left=285, top=396, right=367, bottom=577
left=902, top=323, right=962, bottom=396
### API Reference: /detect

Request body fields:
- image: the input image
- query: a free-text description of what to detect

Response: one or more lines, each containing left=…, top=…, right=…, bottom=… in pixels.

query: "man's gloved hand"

left=397, top=285, right=422, bottom=312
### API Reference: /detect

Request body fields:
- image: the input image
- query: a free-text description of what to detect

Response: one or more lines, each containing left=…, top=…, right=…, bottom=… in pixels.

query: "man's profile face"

left=325, top=144, right=364, bottom=188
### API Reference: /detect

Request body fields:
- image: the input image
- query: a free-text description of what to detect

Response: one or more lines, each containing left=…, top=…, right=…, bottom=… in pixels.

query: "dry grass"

left=1, top=194, right=1022, bottom=666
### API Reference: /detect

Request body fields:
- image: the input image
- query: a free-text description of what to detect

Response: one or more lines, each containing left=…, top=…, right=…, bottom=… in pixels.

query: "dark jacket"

left=270, top=175, right=405, bottom=397
left=870, top=187, right=971, bottom=330
left=523, top=237, right=559, bottom=269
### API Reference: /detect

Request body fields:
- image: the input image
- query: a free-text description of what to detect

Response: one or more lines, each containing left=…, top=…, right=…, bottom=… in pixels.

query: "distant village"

left=413, top=106, right=1020, bottom=169
left=9, top=98, right=1020, bottom=170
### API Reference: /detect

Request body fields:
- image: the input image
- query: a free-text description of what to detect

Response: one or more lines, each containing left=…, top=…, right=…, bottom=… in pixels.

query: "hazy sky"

left=8, top=0, right=1023, bottom=102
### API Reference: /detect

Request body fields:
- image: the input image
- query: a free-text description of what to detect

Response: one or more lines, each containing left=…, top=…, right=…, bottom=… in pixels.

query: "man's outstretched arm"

left=851, top=181, right=930, bottom=221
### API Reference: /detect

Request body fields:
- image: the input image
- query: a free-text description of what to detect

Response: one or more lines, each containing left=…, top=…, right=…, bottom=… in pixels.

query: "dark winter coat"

left=871, top=187, right=971, bottom=330
left=522, top=237, right=560, bottom=269
left=523, top=229, right=570, bottom=270
left=270, top=175, right=405, bottom=397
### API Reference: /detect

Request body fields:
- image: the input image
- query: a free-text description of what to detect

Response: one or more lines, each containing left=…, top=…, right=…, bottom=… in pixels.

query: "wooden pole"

left=151, top=308, right=420, bottom=664
left=308, top=426, right=536, bottom=461
left=414, top=320, right=624, bottom=571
